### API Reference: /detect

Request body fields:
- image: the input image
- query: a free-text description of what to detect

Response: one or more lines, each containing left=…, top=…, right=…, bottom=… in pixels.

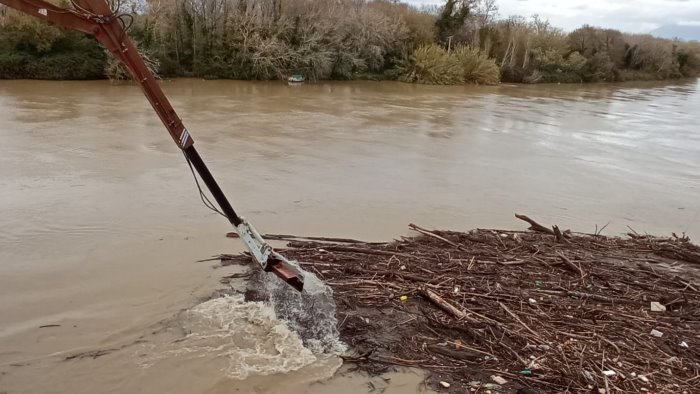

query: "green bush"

left=331, top=51, right=366, bottom=80
left=529, top=50, right=587, bottom=83
left=453, top=46, right=500, bottom=84
left=0, top=53, right=30, bottom=79
left=677, top=47, right=700, bottom=77
left=0, top=27, right=105, bottom=80
left=31, top=52, right=104, bottom=79
left=0, top=50, right=105, bottom=80
left=395, top=44, right=463, bottom=85
left=580, top=52, right=616, bottom=82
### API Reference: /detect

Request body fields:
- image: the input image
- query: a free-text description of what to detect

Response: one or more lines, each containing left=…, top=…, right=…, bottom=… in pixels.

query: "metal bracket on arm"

left=236, top=218, right=273, bottom=270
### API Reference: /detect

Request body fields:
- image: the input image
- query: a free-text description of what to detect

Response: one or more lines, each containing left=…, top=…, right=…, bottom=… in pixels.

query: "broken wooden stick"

left=556, top=251, right=585, bottom=279
left=409, top=223, right=465, bottom=250
left=536, top=289, right=624, bottom=304
left=553, top=225, right=569, bottom=243
left=515, top=214, right=555, bottom=235
left=420, top=287, right=467, bottom=319
left=499, top=301, right=542, bottom=341
left=427, top=345, right=482, bottom=361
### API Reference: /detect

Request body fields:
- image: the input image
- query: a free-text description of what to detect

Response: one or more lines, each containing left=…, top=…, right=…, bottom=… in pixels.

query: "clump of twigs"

left=218, top=214, right=700, bottom=393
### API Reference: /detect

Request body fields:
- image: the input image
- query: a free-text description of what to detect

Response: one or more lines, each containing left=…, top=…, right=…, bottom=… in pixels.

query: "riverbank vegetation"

left=1, top=0, right=699, bottom=84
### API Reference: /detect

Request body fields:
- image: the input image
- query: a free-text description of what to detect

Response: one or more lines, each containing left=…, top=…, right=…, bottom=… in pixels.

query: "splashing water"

left=257, top=260, right=347, bottom=355
left=195, top=295, right=321, bottom=378
left=138, top=262, right=345, bottom=380
left=139, top=294, right=319, bottom=379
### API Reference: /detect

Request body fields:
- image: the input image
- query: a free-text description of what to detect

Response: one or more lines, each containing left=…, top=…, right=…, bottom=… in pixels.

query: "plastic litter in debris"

left=650, top=302, right=666, bottom=312
left=650, top=329, right=664, bottom=338
left=400, top=295, right=408, bottom=301
left=602, top=370, right=616, bottom=376
left=491, top=375, right=508, bottom=385
left=440, top=381, right=451, bottom=388
left=639, top=375, right=649, bottom=383
left=528, top=298, right=537, bottom=304
left=680, top=341, right=689, bottom=348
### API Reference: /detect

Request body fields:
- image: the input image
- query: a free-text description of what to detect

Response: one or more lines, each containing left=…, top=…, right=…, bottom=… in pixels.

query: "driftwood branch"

left=286, top=243, right=413, bottom=259
left=556, top=251, right=585, bottom=278
left=515, top=214, right=555, bottom=234
left=409, top=223, right=465, bottom=250
left=499, top=301, right=542, bottom=341
left=420, top=287, right=466, bottom=319
left=427, top=345, right=482, bottom=361
left=553, top=225, right=570, bottom=243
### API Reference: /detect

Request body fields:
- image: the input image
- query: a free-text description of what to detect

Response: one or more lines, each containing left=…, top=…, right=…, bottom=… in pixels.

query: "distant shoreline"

left=2, top=76, right=697, bottom=87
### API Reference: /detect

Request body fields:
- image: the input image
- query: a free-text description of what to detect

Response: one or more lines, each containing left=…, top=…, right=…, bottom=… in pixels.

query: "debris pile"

left=218, top=215, right=700, bottom=393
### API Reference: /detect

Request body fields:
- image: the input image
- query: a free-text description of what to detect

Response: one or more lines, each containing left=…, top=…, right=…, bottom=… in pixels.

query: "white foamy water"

left=261, top=262, right=347, bottom=355
left=140, top=295, right=321, bottom=379
left=134, top=261, right=346, bottom=382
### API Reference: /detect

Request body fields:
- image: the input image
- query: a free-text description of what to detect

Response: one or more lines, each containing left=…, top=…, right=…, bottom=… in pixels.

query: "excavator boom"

left=1, top=0, right=305, bottom=292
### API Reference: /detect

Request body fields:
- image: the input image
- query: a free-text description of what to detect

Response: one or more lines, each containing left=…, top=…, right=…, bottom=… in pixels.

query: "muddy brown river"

left=1, top=79, right=699, bottom=393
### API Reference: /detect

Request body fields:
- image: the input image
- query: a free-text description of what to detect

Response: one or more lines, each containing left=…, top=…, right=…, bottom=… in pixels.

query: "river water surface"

left=1, top=79, right=699, bottom=393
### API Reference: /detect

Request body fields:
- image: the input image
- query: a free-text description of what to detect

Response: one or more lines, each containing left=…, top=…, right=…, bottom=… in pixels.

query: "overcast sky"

left=409, top=0, right=700, bottom=33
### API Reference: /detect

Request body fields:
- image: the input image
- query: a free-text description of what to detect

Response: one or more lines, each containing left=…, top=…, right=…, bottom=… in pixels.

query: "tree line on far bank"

left=1, top=0, right=699, bottom=85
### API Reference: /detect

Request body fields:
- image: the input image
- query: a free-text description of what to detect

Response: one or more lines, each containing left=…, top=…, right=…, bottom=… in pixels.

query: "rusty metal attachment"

left=267, top=253, right=305, bottom=292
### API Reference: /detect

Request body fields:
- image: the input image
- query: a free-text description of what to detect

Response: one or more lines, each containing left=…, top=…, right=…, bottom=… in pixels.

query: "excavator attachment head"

left=266, top=252, right=305, bottom=292
left=235, top=218, right=305, bottom=292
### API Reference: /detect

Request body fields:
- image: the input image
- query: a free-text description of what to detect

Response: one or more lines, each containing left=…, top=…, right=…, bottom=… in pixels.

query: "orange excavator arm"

left=1, top=0, right=96, bottom=34
left=1, top=0, right=305, bottom=291
left=3, top=0, right=194, bottom=149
